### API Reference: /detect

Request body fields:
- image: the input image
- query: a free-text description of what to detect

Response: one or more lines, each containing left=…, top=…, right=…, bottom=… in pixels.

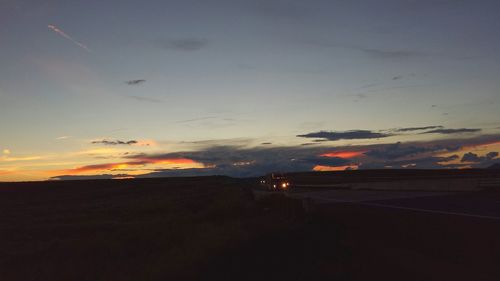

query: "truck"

left=260, top=173, right=291, bottom=191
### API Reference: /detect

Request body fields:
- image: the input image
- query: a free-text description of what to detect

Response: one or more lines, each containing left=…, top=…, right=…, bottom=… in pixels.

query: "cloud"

left=297, top=130, right=391, bottom=141
left=320, top=151, right=366, bottom=159
left=421, top=128, right=481, bottom=135
left=360, top=48, right=426, bottom=60
left=359, top=154, right=462, bottom=170
left=300, top=156, right=350, bottom=167
left=487, top=152, right=499, bottom=159
left=176, top=116, right=218, bottom=123
left=365, top=142, right=458, bottom=160
left=51, top=174, right=131, bottom=181
left=461, top=152, right=480, bottom=163
left=57, top=158, right=201, bottom=175
left=123, top=142, right=465, bottom=178
left=2, top=149, right=10, bottom=155
left=158, top=38, right=208, bottom=51
left=50, top=134, right=500, bottom=179
left=302, top=38, right=427, bottom=60
left=361, top=84, right=435, bottom=96
left=124, top=95, right=163, bottom=103
left=394, top=126, right=444, bottom=132
left=461, top=151, right=499, bottom=163
left=48, top=24, right=91, bottom=52
left=123, top=146, right=339, bottom=177
left=92, top=140, right=138, bottom=146
left=392, top=73, right=417, bottom=81
left=125, top=79, right=146, bottom=85
left=1, top=156, right=42, bottom=162
left=55, top=136, right=71, bottom=140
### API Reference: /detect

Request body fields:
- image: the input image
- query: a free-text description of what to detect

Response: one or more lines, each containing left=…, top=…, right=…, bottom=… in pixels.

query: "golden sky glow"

left=313, top=164, right=359, bottom=171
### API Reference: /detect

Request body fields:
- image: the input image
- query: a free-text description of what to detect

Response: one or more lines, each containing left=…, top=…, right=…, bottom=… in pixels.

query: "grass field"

left=0, top=177, right=317, bottom=280
left=1, top=175, right=499, bottom=280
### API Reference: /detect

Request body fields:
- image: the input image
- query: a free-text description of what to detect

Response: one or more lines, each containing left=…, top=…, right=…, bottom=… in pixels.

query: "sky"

left=1, top=0, right=499, bottom=181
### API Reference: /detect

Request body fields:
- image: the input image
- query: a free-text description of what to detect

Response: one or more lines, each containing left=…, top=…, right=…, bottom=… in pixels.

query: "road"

left=283, top=188, right=500, bottom=280
left=288, top=188, right=500, bottom=220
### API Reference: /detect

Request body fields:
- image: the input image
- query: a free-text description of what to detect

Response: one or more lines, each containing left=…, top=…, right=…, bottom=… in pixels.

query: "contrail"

left=48, top=24, right=91, bottom=52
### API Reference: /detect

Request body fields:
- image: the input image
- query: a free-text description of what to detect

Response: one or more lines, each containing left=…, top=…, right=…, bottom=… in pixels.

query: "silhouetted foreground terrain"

left=288, top=168, right=500, bottom=185
left=1, top=173, right=499, bottom=280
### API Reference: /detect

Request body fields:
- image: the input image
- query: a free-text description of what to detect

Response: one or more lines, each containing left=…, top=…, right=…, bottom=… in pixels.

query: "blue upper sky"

left=1, top=0, right=499, bottom=181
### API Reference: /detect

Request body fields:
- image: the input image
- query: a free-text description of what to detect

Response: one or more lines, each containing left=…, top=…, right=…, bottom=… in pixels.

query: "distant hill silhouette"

left=488, top=163, right=500, bottom=169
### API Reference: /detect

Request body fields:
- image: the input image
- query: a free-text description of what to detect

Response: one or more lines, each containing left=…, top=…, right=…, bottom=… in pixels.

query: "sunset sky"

left=1, top=0, right=499, bottom=181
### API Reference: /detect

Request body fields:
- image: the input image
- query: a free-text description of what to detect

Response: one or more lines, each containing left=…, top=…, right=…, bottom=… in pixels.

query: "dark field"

left=288, top=169, right=500, bottom=184
left=1, top=173, right=500, bottom=280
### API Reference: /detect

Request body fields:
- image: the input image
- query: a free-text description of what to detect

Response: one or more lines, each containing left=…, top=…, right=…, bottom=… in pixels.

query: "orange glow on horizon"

left=0, top=170, right=14, bottom=176
left=144, top=158, right=197, bottom=165
left=56, top=158, right=203, bottom=175
left=320, top=151, right=366, bottom=158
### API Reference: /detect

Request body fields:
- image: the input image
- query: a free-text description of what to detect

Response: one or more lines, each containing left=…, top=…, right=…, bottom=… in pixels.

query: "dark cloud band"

left=92, top=140, right=138, bottom=146
left=297, top=130, right=391, bottom=141
left=421, top=128, right=481, bottom=135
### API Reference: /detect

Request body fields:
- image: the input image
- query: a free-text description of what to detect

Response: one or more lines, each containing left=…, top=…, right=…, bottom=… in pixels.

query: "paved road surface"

left=289, top=189, right=500, bottom=220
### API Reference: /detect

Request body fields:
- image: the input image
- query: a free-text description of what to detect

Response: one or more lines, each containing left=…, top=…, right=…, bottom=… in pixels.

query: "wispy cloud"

left=1, top=155, right=42, bottom=162
left=360, top=48, right=425, bottom=59
left=392, top=73, right=416, bottom=80
left=124, top=95, right=163, bottom=103
left=394, top=126, right=444, bottom=132
left=158, top=38, right=208, bottom=51
left=301, top=38, right=428, bottom=60
left=125, top=79, right=146, bottom=85
left=176, top=116, right=219, bottom=123
left=421, top=128, right=481, bottom=135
